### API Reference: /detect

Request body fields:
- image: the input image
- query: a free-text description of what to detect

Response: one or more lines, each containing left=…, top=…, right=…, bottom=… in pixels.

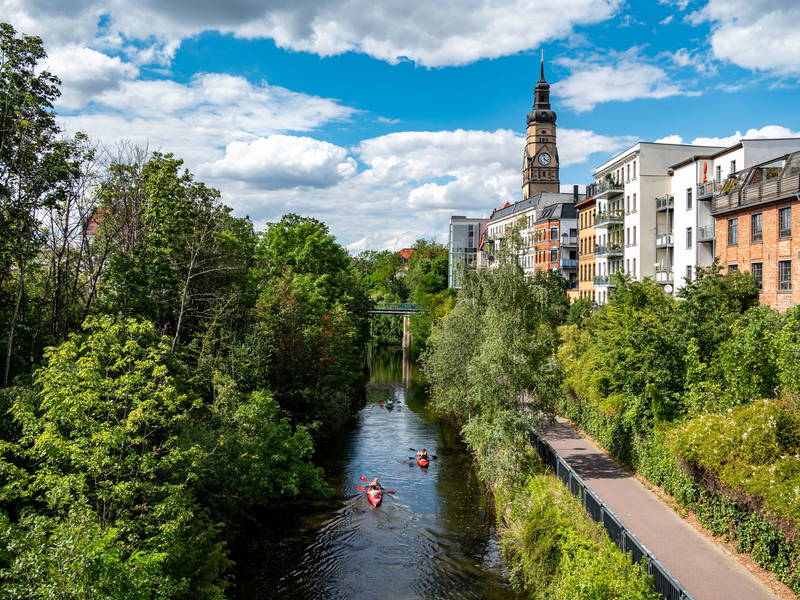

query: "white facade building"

left=667, top=138, right=800, bottom=294
left=591, top=142, right=725, bottom=304
left=448, top=216, right=487, bottom=288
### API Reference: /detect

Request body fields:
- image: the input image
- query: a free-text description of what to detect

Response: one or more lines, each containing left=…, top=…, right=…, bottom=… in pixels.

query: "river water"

left=234, top=344, right=519, bottom=600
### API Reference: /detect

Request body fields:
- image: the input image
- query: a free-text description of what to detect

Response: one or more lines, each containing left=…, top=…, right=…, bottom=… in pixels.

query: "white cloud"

left=668, top=48, right=716, bottom=75
left=690, top=125, right=800, bottom=147
left=692, top=0, right=800, bottom=75
left=59, top=73, right=355, bottom=166
left=43, top=46, right=138, bottom=109
left=654, top=134, right=685, bottom=144
left=4, top=0, right=623, bottom=68
left=201, top=135, right=356, bottom=189
left=553, top=55, right=686, bottom=112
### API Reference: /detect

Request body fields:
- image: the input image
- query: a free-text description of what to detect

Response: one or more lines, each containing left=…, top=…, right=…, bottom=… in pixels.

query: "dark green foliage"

left=424, top=262, right=659, bottom=598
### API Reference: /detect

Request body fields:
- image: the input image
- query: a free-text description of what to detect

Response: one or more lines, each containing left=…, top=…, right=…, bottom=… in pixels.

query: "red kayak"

left=367, top=488, right=383, bottom=507
left=416, top=455, right=430, bottom=468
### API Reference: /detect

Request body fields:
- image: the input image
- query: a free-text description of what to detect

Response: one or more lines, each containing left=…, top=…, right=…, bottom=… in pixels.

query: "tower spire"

left=539, top=49, right=545, bottom=81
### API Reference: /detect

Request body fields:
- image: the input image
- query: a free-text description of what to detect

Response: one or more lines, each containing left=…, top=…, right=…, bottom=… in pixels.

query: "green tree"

left=2, top=316, right=229, bottom=598
left=0, top=23, right=64, bottom=386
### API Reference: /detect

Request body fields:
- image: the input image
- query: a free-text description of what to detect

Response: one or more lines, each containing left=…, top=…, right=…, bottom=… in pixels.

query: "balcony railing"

left=697, top=224, right=715, bottom=242
left=595, top=243, right=624, bottom=257
left=560, top=258, right=578, bottom=268
left=696, top=180, right=719, bottom=199
left=655, top=195, right=674, bottom=211
left=586, top=179, right=623, bottom=198
left=595, top=210, right=624, bottom=227
left=654, top=268, right=673, bottom=283
left=594, top=274, right=617, bottom=287
left=713, top=173, right=800, bottom=214
left=561, top=236, right=579, bottom=246
left=565, top=280, right=579, bottom=290
left=655, top=233, right=673, bottom=248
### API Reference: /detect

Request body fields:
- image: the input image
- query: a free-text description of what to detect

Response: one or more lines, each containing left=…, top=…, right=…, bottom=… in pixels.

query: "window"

left=730, top=160, right=736, bottom=173
left=728, top=218, right=738, bottom=245
left=751, top=262, right=763, bottom=290
left=550, top=247, right=557, bottom=263
left=633, top=161, right=636, bottom=179
left=780, top=260, right=792, bottom=291
left=626, top=164, right=630, bottom=181
left=686, top=265, right=693, bottom=282
left=751, top=213, right=762, bottom=242
left=633, top=258, right=636, bottom=278
left=626, top=259, right=630, bottom=273
left=686, top=188, right=692, bottom=210
left=632, top=193, right=637, bottom=212
left=780, top=207, right=792, bottom=238
left=729, top=264, right=738, bottom=273
left=550, top=226, right=558, bottom=240
left=686, top=226, right=693, bottom=249
left=626, top=228, right=630, bottom=245
left=716, top=165, right=721, bottom=182
left=626, top=196, right=630, bottom=213
left=633, top=226, right=637, bottom=245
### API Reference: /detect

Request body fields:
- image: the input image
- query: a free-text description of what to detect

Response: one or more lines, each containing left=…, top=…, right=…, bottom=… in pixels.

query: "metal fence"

left=532, top=434, right=694, bottom=600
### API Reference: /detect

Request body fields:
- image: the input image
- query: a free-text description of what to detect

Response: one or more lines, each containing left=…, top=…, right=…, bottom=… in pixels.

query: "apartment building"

left=590, top=142, right=726, bottom=303
left=576, top=194, right=596, bottom=302
left=448, top=216, right=487, bottom=288
left=481, top=190, right=582, bottom=273
left=533, top=203, right=579, bottom=293
left=666, top=138, right=800, bottom=294
left=713, top=151, right=800, bottom=310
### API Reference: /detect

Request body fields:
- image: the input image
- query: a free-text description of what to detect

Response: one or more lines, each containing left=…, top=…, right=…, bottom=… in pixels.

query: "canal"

left=233, top=344, right=519, bottom=599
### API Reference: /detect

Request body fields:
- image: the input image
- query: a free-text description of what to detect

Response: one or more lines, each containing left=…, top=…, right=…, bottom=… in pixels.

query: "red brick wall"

left=715, top=198, right=800, bottom=310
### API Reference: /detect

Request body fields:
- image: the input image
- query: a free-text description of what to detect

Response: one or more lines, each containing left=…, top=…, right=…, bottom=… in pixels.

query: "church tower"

left=522, top=52, right=560, bottom=199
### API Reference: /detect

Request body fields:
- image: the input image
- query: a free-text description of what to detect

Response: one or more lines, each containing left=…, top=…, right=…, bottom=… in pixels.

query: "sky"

left=5, top=0, right=800, bottom=251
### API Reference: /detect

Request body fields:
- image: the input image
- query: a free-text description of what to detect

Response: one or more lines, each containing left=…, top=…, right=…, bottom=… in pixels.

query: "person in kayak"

left=417, top=449, right=429, bottom=461
left=367, top=478, right=382, bottom=493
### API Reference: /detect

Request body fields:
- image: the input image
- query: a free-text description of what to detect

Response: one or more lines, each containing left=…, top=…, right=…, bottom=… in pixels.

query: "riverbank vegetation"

left=0, top=23, right=369, bottom=597
left=423, top=244, right=660, bottom=599
left=425, top=223, right=800, bottom=596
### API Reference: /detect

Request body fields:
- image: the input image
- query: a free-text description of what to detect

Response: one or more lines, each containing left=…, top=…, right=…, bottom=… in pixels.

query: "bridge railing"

left=532, top=432, right=694, bottom=600
left=371, top=303, right=426, bottom=312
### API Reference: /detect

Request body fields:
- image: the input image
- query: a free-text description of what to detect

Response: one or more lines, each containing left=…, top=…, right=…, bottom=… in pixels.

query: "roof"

left=575, top=194, right=596, bottom=209
left=535, top=202, right=577, bottom=224
left=398, top=248, right=415, bottom=260
left=489, top=192, right=583, bottom=222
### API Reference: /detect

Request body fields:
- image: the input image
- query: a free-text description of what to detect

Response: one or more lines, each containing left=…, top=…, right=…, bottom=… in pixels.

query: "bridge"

left=367, top=303, right=427, bottom=349
left=368, top=302, right=427, bottom=315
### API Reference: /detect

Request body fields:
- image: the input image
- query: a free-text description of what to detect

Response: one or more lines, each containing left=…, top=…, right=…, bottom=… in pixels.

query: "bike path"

left=540, top=418, right=780, bottom=600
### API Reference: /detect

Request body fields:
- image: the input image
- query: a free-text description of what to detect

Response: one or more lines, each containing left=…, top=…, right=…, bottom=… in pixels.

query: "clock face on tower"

left=538, top=152, right=551, bottom=166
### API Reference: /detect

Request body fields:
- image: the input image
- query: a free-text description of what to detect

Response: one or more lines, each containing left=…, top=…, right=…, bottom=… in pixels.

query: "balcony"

left=586, top=179, right=624, bottom=199
left=656, top=195, right=674, bottom=211
left=565, top=280, right=579, bottom=290
left=655, top=267, right=673, bottom=284
left=595, top=243, right=624, bottom=258
left=594, top=274, right=617, bottom=287
left=560, top=235, right=579, bottom=246
left=713, top=172, right=800, bottom=214
left=655, top=233, right=673, bottom=248
left=560, top=258, right=578, bottom=268
left=696, top=180, right=719, bottom=200
left=697, top=224, right=715, bottom=242
left=595, top=209, right=624, bottom=227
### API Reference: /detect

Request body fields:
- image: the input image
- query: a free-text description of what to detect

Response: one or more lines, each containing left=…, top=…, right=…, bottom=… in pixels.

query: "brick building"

left=713, top=151, right=800, bottom=310
left=533, top=203, right=578, bottom=291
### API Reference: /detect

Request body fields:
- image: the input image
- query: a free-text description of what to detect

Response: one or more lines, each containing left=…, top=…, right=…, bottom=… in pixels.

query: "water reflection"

left=234, top=345, right=519, bottom=600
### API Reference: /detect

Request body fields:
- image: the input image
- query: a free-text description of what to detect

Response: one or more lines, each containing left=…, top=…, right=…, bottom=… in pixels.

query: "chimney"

left=573, top=184, right=579, bottom=203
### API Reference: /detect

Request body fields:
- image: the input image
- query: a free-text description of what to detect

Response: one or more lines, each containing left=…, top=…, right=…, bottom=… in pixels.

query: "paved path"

left=540, top=418, right=780, bottom=600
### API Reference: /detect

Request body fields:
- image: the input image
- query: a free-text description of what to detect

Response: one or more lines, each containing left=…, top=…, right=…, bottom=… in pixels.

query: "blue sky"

left=6, top=0, right=800, bottom=250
